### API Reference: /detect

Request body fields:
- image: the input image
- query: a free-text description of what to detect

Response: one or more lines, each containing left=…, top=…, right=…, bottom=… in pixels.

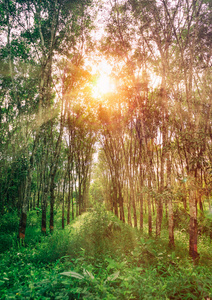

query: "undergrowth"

left=0, top=205, right=212, bottom=299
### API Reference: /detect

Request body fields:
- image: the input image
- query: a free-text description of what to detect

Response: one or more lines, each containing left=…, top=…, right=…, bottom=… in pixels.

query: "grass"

left=0, top=204, right=212, bottom=299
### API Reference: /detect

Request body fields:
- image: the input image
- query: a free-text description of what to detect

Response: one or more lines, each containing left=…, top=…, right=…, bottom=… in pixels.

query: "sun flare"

left=92, top=73, right=115, bottom=98
left=91, top=59, right=116, bottom=98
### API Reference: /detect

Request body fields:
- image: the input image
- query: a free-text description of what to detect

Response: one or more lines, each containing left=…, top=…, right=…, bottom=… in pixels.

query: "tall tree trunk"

left=156, top=149, right=164, bottom=237
left=19, top=207, right=27, bottom=240
left=198, top=190, right=204, bottom=214
left=114, top=195, right=119, bottom=217
left=189, top=188, right=199, bottom=262
left=78, top=180, right=82, bottom=216
left=148, top=174, right=152, bottom=236
left=75, top=179, right=79, bottom=217
left=140, top=192, right=143, bottom=233
left=49, top=111, right=65, bottom=232
left=119, top=183, right=125, bottom=222
left=41, top=186, right=48, bottom=234
left=119, top=197, right=125, bottom=223
left=49, top=177, right=54, bottom=233
left=62, top=178, right=66, bottom=230
left=67, top=165, right=71, bottom=225
left=167, top=154, right=174, bottom=248
left=72, top=176, right=74, bottom=220
left=129, top=177, right=137, bottom=228
left=19, top=135, right=39, bottom=239
left=127, top=181, right=132, bottom=226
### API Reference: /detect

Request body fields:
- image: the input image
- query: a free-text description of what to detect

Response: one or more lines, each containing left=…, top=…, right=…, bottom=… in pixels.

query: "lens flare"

left=92, top=73, right=115, bottom=98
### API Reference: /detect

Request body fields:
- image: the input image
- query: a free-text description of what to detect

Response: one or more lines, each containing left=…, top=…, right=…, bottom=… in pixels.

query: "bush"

left=0, top=211, right=19, bottom=253
left=66, top=204, right=138, bottom=263
left=1, top=206, right=212, bottom=299
left=0, top=211, right=19, bottom=234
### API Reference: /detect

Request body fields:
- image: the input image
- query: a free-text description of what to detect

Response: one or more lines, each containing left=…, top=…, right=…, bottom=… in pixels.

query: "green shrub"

left=0, top=211, right=19, bottom=234
left=0, top=211, right=19, bottom=253
left=31, top=229, right=72, bottom=264
left=65, top=204, right=138, bottom=263
left=1, top=205, right=212, bottom=300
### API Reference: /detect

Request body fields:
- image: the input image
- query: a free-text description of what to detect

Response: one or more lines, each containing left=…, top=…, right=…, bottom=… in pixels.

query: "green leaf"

left=83, top=269, right=94, bottom=279
left=60, top=271, right=84, bottom=280
left=105, top=271, right=120, bottom=282
left=0, top=280, right=5, bottom=286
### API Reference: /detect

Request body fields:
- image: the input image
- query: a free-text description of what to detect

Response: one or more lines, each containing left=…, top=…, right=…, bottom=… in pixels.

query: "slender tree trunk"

left=71, top=177, right=74, bottom=220
left=127, top=204, right=132, bottom=226
left=148, top=175, right=152, bottom=236
left=78, top=180, right=82, bottom=216
left=156, top=150, right=164, bottom=237
left=19, top=179, right=29, bottom=239
left=49, top=177, right=54, bottom=233
left=75, top=179, right=79, bottom=217
left=49, top=111, right=65, bottom=232
left=167, top=154, right=174, bottom=248
left=152, top=198, right=155, bottom=215
left=132, top=192, right=137, bottom=228
left=127, top=182, right=132, bottom=226
left=62, top=179, right=66, bottom=230
left=119, top=185, right=125, bottom=222
left=168, top=197, right=174, bottom=248
left=67, top=165, right=71, bottom=225
left=19, top=134, right=39, bottom=239
left=33, top=191, right=36, bottom=210
left=120, top=200, right=125, bottom=223
left=19, top=208, right=27, bottom=240
left=165, top=201, right=168, bottom=220
left=140, top=192, right=143, bottom=233
left=114, top=197, right=118, bottom=217
left=41, top=186, right=48, bottom=234
left=189, top=188, right=199, bottom=262
left=37, top=177, right=42, bottom=213
left=113, top=184, right=118, bottom=217
left=129, top=179, right=137, bottom=228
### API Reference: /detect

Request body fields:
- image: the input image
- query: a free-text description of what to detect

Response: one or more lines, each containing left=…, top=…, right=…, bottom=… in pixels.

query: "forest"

left=0, top=0, right=212, bottom=299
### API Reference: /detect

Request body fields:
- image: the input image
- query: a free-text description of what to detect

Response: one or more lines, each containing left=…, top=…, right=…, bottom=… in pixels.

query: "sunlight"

left=91, top=59, right=116, bottom=98
left=92, top=73, right=115, bottom=98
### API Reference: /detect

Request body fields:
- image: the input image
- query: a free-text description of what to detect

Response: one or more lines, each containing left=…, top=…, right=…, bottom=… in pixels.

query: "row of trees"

left=93, top=0, right=212, bottom=262
left=0, top=0, right=97, bottom=236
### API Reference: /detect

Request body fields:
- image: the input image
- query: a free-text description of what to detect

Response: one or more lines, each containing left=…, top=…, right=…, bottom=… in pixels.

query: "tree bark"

left=167, top=154, right=174, bottom=248
left=41, top=186, right=48, bottom=234
left=67, top=165, right=71, bottom=225
left=189, top=188, right=199, bottom=262
left=140, top=192, right=143, bottom=233
left=148, top=174, right=152, bottom=236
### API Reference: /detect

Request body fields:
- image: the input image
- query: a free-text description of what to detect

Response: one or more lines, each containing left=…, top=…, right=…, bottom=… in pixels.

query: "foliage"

left=0, top=211, right=19, bottom=253
left=0, top=208, right=212, bottom=299
left=0, top=0, right=212, bottom=298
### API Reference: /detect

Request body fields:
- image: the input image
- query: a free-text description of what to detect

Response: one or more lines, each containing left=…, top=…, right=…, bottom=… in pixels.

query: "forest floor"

left=0, top=205, right=212, bottom=299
